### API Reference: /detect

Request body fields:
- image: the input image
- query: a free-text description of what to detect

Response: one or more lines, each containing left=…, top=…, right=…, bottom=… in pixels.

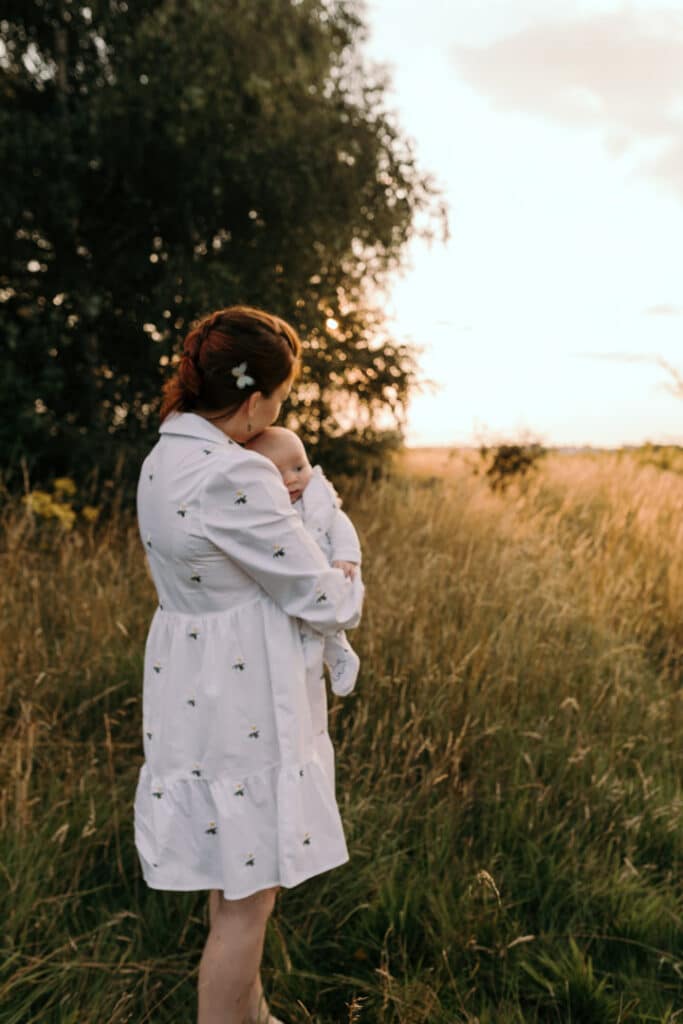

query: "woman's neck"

left=194, top=407, right=243, bottom=443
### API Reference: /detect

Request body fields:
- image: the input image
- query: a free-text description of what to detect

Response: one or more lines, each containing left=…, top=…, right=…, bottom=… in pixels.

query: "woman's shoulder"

left=206, top=442, right=283, bottom=483
left=199, top=442, right=291, bottom=520
left=139, top=417, right=287, bottom=508
left=154, top=413, right=280, bottom=478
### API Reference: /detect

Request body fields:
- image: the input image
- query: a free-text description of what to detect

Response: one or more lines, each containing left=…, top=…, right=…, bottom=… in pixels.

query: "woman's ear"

left=246, top=391, right=261, bottom=417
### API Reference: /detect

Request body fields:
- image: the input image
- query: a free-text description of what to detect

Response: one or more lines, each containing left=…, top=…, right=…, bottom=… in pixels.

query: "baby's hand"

left=333, top=559, right=358, bottom=579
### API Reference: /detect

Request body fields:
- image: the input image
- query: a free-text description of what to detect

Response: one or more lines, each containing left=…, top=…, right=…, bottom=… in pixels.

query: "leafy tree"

left=0, top=0, right=448, bottom=497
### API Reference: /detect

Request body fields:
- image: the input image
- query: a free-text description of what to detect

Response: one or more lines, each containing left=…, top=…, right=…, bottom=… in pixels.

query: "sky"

left=361, top=0, right=683, bottom=447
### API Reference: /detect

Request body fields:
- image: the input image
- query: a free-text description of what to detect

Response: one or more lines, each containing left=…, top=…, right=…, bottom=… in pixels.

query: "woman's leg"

left=207, top=892, right=274, bottom=1023
left=198, top=885, right=280, bottom=1024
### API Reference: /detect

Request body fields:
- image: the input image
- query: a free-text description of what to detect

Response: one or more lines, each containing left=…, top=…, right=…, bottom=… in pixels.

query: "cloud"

left=449, top=8, right=683, bottom=198
left=643, top=303, right=683, bottom=315
left=571, top=350, right=657, bottom=363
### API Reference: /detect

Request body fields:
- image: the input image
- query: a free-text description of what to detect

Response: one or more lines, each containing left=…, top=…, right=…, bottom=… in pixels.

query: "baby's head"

left=245, top=426, right=313, bottom=503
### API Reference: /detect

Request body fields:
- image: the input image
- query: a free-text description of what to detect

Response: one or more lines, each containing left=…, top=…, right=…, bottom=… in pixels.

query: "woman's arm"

left=199, top=454, right=364, bottom=635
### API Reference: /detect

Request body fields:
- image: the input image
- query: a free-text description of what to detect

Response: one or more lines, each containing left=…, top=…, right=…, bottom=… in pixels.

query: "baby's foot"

left=330, top=646, right=360, bottom=697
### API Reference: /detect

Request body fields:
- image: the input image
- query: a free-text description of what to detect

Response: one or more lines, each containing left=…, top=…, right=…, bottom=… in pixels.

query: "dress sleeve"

left=330, top=509, right=362, bottom=564
left=199, top=454, right=364, bottom=634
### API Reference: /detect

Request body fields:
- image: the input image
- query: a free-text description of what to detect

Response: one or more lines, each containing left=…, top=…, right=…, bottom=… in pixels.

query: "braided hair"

left=159, top=306, right=301, bottom=424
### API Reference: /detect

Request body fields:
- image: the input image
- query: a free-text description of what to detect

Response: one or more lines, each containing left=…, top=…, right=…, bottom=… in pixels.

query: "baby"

left=245, top=426, right=361, bottom=697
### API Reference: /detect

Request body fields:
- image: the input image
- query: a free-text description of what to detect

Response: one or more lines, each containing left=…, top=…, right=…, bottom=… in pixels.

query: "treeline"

left=0, top=0, right=447, bottom=501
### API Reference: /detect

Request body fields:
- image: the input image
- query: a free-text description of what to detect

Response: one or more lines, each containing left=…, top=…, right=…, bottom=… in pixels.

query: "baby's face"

left=246, top=428, right=313, bottom=502
left=272, top=435, right=313, bottom=503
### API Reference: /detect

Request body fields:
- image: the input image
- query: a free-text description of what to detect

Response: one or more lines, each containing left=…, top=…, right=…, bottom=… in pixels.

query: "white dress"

left=134, top=411, right=364, bottom=900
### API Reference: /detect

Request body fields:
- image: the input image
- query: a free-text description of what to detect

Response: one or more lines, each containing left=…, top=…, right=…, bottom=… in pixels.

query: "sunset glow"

left=364, top=0, right=683, bottom=447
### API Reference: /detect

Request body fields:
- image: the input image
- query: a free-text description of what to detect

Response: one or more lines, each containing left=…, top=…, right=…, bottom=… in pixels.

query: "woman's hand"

left=332, top=559, right=358, bottom=580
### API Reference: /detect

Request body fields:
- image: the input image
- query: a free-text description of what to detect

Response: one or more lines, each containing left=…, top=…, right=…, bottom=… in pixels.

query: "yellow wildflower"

left=51, top=504, right=76, bottom=530
left=22, top=489, right=76, bottom=529
left=22, top=490, right=55, bottom=516
left=53, top=477, right=77, bottom=498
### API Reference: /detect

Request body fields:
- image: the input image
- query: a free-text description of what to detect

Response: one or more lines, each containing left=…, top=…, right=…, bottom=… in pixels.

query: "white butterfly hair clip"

left=231, top=361, right=255, bottom=389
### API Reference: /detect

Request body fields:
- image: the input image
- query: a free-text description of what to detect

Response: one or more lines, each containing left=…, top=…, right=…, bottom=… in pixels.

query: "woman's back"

left=138, top=412, right=267, bottom=615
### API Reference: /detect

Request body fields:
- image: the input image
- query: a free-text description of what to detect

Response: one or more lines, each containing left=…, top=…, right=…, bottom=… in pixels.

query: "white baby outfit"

left=134, top=412, right=364, bottom=899
left=293, top=465, right=362, bottom=697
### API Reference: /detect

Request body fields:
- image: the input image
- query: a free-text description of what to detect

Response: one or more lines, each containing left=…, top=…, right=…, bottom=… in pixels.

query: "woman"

left=135, top=306, right=364, bottom=1024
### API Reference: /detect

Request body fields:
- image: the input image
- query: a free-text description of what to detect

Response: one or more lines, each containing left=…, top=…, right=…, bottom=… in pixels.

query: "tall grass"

left=1, top=450, right=681, bottom=1022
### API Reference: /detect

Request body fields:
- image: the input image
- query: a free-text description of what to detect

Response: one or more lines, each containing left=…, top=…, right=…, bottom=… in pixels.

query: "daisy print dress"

left=134, top=412, right=364, bottom=900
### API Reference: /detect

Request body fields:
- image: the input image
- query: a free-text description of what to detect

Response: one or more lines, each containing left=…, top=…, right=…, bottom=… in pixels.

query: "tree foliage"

left=0, top=0, right=447, bottom=494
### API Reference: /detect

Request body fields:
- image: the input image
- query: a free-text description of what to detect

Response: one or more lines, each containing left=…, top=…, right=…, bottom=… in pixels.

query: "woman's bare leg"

left=207, top=892, right=273, bottom=1022
left=198, top=885, right=280, bottom=1024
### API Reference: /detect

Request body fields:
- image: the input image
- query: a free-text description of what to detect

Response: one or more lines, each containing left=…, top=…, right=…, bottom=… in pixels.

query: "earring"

left=247, top=421, right=252, bottom=434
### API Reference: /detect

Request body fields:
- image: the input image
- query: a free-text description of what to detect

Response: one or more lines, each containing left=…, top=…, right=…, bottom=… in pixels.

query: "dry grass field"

left=1, top=447, right=681, bottom=1022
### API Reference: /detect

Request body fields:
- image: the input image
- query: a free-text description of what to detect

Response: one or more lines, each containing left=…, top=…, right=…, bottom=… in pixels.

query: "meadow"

left=1, top=447, right=681, bottom=1023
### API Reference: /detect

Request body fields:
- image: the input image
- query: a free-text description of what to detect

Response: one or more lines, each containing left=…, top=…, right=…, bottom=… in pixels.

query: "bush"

left=477, top=442, right=547, bottom=491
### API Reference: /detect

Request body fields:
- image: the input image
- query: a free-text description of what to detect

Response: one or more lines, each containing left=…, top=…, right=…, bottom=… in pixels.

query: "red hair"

left=159, top=305, right=302, bottom=424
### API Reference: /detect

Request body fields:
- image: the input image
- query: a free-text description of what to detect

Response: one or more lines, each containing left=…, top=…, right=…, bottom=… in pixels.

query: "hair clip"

left=232, top=361, right=255, bottom=389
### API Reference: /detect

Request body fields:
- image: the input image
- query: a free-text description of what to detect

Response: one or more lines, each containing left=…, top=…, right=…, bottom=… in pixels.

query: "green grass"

left=1, top=450, right=681, bottom=1022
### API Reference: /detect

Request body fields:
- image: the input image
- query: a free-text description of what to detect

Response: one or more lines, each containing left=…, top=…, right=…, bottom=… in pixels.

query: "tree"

left=0, top=0, right=448, bottom=496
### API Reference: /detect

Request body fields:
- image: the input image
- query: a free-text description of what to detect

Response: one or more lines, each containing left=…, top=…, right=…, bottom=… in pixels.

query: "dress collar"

left=159, top=411, right=235, bottom=446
